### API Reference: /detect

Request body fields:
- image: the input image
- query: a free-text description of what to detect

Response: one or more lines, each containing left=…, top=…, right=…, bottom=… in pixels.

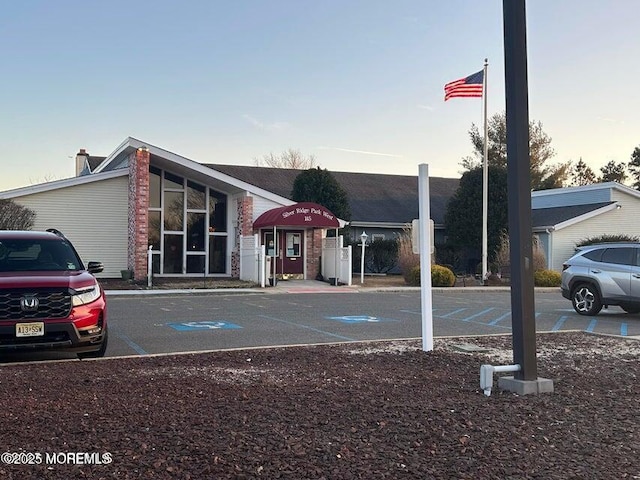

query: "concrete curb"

left=105, top=286, right=562, bottom=296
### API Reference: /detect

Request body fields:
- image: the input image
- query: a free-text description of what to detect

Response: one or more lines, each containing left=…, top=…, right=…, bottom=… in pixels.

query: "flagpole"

left=482, top=58, right=489, bottom=284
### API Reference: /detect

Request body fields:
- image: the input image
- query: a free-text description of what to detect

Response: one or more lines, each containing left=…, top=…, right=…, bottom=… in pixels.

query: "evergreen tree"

left=462, top=112, right=570, bottom=190
left=628, top=146, right=640, bottom=191
left=291, top=167, right=351, bottom=220
left=444, top=166, right=508, bottom=265
left=599, top=160, right=628, bottom=184
left=570, top=158, right=597, bottom=186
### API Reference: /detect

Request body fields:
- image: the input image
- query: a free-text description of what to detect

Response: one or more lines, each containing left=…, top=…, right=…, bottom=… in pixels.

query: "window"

left=209, top=190, right=227, bottom=232
left=164, top=171, right=184, bottom=190
left=187, top=181, right=205, bottom=210
left=583, top=248, right=604, bottom=262
left=209, top=236, right=227, bottom=274
left=148, top=211, right=161, bottom=250
left=149, top=166, right=162, bottom=208
left=186, top=213, right=205, bottom=251
left=601, top=247, right=634, bottom=266
left=163, top=235, right=183, bottom=273
left=286, top=233, right=301, bottom=257
left=147, top=167, right=229, bottom=275
left=164, top=191, right=184, bottom=231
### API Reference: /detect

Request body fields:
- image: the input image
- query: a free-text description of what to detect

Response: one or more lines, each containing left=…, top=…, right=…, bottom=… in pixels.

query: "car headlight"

left=72, top=284, right=101, bottom=306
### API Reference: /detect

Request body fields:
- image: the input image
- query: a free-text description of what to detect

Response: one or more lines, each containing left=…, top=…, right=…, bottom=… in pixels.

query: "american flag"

left=444, top=70, right=484, bottom=101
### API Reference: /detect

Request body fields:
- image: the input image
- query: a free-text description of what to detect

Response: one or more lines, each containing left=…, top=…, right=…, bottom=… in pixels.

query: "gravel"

left=1, top=332, right=638, bottom=479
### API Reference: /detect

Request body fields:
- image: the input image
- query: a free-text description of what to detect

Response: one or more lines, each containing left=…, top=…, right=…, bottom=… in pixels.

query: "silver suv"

left=561, top=243, right=640, bottom=316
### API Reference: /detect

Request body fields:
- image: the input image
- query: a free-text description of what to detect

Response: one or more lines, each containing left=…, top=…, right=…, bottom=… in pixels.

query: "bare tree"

left=0, top=199, right=36, bottom=230
left=254, top=149, right=316, bottom=169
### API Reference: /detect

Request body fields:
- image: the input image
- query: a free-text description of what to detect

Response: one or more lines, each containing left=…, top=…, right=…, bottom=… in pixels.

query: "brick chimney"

left=75, top=149, right=89, bottom=176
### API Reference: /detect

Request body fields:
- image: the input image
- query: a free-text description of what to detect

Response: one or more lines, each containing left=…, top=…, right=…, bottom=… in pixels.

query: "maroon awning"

left=253, top=202, right=340, bottom=229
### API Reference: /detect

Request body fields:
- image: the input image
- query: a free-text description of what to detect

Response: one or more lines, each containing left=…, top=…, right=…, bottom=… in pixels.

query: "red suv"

left=0, top=229, right=107, bottom=359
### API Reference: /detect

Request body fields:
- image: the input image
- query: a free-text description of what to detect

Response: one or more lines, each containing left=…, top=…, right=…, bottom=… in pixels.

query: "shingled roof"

left=531, top=202, right=614, bottom=229
left=205, top=164, right=459, bottom=226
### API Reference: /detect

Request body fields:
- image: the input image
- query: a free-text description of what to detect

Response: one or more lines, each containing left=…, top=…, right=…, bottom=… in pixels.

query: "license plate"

left=16, top=322, right=45, bottom=337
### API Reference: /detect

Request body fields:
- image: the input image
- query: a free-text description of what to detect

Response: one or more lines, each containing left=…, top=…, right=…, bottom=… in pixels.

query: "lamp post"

left=360, top=231, right=368, bottom=284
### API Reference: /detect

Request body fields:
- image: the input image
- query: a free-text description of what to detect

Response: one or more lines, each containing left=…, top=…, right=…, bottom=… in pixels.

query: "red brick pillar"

left=232, top=196, right=254, bottom=277
left=306, top=229, right=323, bottom=280
left=128, top=147, right=150, bottom=281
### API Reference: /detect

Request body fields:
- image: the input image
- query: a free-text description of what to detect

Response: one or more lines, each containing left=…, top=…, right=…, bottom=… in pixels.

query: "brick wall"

left=127, top=147, right=150, bottom=280
left=232, top=196, right=254, bottom=277
left=306, top=229, right=323, bottom=280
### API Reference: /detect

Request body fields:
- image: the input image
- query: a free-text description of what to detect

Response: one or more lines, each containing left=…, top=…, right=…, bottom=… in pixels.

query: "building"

left=0, top=137, right=459, bottom=281
left=532, top=182, right=640, bottom=271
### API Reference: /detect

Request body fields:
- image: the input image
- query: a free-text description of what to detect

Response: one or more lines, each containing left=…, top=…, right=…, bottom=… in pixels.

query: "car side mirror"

left=87, top=261, right=104, bottom=274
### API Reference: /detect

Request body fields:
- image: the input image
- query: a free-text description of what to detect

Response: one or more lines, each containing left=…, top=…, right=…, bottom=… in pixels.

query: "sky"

left=1, top=0, right=639, bottom=191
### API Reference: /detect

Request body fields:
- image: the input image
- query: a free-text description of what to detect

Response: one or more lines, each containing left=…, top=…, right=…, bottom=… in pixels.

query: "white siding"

left=12, top=176, right=129, bottom=278
left=251, top=194, right=286, bottom=220
left=550, top=195, right=640, bottom=271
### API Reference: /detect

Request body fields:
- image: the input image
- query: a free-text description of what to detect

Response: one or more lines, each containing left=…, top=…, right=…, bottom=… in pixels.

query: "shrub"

left=493, top=230, right=547, bottom=274
left=576, top=234, right=639, bottom=247
left=432, top=265, right=456, bottom=287
left=534, top=269, right=561, bottom=287
left=405, top=264, right=455, bottom=287
left=365, top=238, right=398, bottom=274
left=398, top=228, right=420, bottom=283
left=406, top=265, right=421, bottom=286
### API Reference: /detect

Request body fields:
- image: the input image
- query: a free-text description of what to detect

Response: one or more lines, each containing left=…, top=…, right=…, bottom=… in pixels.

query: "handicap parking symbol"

left=168, top=321, right=242, bottom=331
left=327, top=315, right=393, bottom=324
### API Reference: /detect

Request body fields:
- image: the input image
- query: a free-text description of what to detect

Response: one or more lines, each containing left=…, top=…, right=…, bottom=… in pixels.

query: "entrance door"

left=262, top=230, right=305, bottom=277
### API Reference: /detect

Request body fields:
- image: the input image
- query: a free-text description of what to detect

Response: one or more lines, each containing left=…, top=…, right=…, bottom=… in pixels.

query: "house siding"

left=12, top=176, right=129, bottom=278
left=251, top=195, right=285, bottom=219
left=551, top=205, right=635, bottom=271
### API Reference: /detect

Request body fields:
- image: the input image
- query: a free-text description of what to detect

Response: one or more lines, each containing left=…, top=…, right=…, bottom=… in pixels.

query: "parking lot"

left=102, top=289, right=639, bottom=357
left=2, top=289, right=638, bottom=363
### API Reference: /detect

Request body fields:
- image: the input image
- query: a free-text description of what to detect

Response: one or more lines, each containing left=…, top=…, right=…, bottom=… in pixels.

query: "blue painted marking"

left=168, top=321, right=242, bottom=331
left=326, top=315, right=396, bottom=324
left=400, top=309, right=433, bottom=315
left=489, top=311, right=511, bottom=326
left=441, top=308, right=467, bottom=318
left=460, top=308, right=495, bottom=322
left=432, top=314, right=512, bottom=330
left=259, top=315, right=355, bottom=341
left=621, top=323, right=628, bottom=336
left=586, top=319, right=597, bottom=333
left=112, top=329, right=148, bottom=355
left=552, top=315, right=568, bottom=332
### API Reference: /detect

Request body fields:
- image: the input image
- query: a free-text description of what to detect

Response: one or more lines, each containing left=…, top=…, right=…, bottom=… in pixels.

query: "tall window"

left=148, top=166, right=228, bottom=275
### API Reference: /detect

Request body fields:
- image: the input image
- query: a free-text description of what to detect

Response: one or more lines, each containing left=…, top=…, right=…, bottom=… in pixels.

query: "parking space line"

left=488, top=311, right=511, bottom=326
left=111, top=329, right=148, bottom=355
left=586, top=319, right=597, bottom=333
left=461, top=308, right=495, bottom=322
left=441, top=308, right=467, bottom=318
left=620, top=323, right=628, bottom=336
left=551, top=315, right=568, bottom=332
left=258, top=315, right=356, bottom=341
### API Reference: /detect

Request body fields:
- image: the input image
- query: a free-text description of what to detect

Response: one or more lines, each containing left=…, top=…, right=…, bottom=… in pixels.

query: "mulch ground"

left=1, top=332, right=638, bottom=479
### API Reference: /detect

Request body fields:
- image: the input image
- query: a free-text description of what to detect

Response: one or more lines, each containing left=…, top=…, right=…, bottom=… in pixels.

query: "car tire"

left=620, top=305, right=640, bottom=314
left=571, top=283, right=603, bottom=316
left=77, top=329, right=108, bottom=359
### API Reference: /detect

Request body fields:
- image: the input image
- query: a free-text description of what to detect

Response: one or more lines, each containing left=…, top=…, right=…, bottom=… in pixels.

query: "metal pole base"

left=498, top=376, right=554, bottom=395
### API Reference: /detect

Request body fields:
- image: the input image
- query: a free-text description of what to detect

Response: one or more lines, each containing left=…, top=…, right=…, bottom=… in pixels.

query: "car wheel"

left=620, top=305, right=640, bottom=314
left=571, top=283, right=602, bottom=316
left=78, top=329, right=108, bottom=359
